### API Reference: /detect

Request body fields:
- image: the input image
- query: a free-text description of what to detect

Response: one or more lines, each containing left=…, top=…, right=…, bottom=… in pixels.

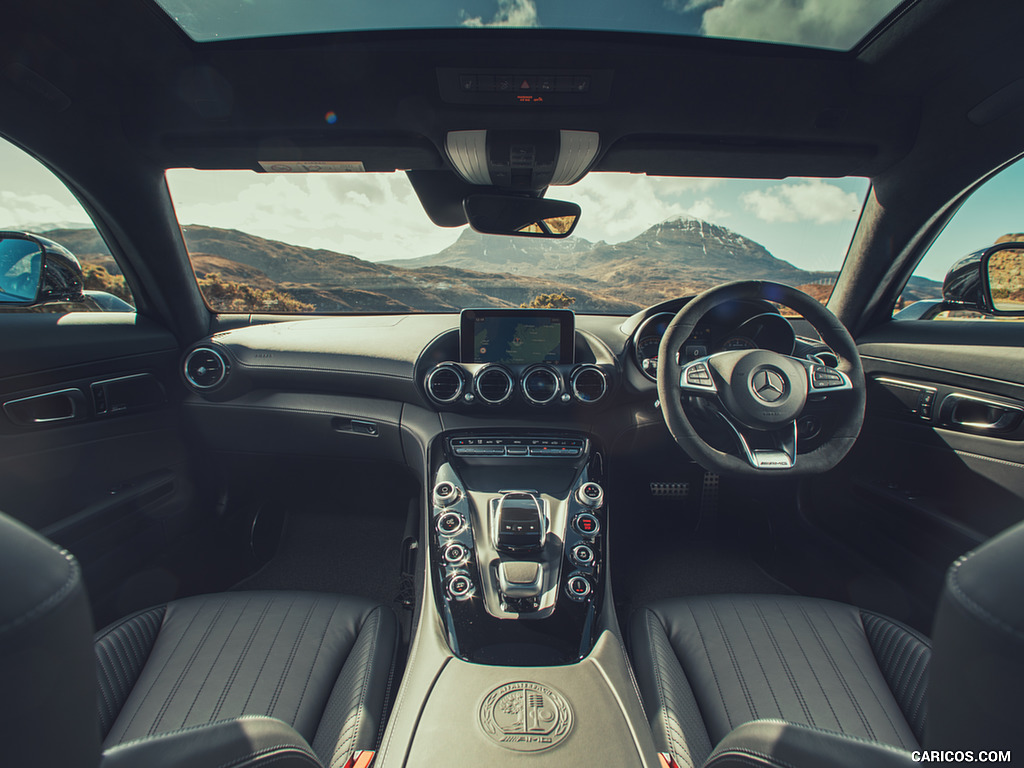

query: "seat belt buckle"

left=342, top=751, right=375, bottom=768
left=658, top=753, right=681, bottom=768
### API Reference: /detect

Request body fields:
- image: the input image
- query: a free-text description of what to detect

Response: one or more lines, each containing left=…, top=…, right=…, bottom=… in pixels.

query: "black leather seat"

left=0, top=511, right=397, bottom=768
left=631, top=519, right=1024, bottom=768
left=631, top=594, right=929, bottom=766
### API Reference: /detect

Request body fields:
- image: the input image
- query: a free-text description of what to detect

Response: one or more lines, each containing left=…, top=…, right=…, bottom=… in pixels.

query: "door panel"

left=0, top=313, right=199, bottom=624
left=802, top=319, right=1024, bottom=630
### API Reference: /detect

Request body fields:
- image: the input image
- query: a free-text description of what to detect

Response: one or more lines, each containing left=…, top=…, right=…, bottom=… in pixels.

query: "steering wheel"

left=656, top=281, right=865, bottom=476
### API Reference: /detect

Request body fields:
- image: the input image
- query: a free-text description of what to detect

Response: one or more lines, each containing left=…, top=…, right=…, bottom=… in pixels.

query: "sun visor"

left=446, top=130, right=599, bottom=190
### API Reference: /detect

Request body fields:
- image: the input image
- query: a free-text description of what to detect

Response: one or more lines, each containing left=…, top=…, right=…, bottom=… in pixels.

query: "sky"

left=154, top=0, right=902, bottom=51
left=4, top=131, right=1024, bottom=282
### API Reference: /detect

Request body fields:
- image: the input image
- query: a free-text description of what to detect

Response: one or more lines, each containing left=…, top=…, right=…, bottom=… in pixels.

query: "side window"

left=0, top=136, right=134, bottom=313
left=899, top=157, right=1024, bottom=320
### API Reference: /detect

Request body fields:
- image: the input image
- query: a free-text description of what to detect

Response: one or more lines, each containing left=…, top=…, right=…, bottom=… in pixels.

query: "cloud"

left=460, top=0, right=539, bottom=28
left=566, top=174, right=721, bottom=242
left=742, top=180, right=862, bottom=224
left=663, top=0, right=720, bottom=11
left=0, top=190, right=92, bottom=231
left=691, top=0, right=894, bottom=49
left=167, top=171, right=460, bottom=261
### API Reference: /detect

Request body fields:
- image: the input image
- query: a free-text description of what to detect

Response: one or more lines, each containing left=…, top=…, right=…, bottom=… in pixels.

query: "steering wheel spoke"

left=716, top=413, right=798, bottom=470
left=679, top=357, right=719, bottom=395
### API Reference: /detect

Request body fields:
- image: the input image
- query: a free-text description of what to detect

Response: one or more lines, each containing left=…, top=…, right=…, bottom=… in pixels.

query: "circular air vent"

left=183, top=347, right=228, bottom=390
left=522, top=366, right=561, bottom=405
left=425, top=364, right=464, bottom=404
left=474, top=365, right=515, bottom=405
left=571, top=366, right=608, bottom=404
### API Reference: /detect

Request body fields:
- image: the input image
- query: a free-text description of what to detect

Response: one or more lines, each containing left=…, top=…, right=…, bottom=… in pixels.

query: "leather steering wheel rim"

left=656, top=280, right=866, bottom=477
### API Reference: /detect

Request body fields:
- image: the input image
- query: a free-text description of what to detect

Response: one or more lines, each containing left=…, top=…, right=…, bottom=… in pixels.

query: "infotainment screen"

left=460, top=309, right=575, bottom=365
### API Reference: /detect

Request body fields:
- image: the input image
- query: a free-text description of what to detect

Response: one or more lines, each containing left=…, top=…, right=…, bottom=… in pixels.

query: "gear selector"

left=492, top=491, right=546, bottom=553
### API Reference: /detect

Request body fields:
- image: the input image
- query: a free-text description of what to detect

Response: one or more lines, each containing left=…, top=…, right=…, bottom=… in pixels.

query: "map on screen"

left=473, top=316, right=563, bottom=364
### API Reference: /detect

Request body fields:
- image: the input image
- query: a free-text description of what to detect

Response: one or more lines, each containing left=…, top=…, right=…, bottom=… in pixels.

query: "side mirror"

left=0, top=231, right=85, bottom=307
left=463, top=195, right=581, bottom=238
left=942, top=241, right=1024, bottom=317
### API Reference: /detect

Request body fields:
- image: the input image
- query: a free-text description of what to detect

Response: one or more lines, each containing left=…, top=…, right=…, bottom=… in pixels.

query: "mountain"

left=40, top=218, right=943, bottom=313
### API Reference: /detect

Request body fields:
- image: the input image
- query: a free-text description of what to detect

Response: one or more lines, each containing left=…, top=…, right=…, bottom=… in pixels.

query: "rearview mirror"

left=463, top=195, right=581, bottom=239
left=0, top=231, right=85, bottom=307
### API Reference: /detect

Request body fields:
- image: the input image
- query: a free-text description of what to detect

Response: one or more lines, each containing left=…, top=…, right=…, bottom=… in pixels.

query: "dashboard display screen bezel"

left=460, top=308, right=575, bottom=365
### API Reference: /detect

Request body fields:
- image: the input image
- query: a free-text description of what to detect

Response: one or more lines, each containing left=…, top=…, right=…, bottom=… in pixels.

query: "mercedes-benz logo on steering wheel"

left=752, top=368, right=787, bottom=403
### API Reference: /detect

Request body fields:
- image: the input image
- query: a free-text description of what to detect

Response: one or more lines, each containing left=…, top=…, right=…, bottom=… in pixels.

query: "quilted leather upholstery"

left=96, top=591, right=397, bottom=765
left=860, top=610, right=930, bottom=743
left=631, top=594, right=929, bottom=766
left=96, top=605, right=168, bottom=738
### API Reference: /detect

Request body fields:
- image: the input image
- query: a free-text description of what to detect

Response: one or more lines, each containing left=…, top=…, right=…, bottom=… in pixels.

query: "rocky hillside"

left=42, top=218, right=943, bottom=313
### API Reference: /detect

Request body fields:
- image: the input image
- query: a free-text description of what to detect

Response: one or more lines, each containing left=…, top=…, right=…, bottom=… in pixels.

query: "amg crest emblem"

left=479, top=681, right=573, bottom=752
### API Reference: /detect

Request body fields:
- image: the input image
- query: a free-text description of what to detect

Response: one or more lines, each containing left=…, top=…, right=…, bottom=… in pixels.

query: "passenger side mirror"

left=984, top=243, right=1024, bottom=314
left=942, top=241, right=1024, bottom=317
left=463, top=195, right=581, bottom=238
left=0, top=231, right=85, bottom=307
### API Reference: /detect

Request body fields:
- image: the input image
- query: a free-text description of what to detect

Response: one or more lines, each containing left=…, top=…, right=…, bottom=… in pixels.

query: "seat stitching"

left=291, top=600, right=343, bottom=731
left=216, top=748, right=322, bottom=768
left=149, top=598, right=233, bottom=735
left=268, top=595, right=321, bottom=719
left=644, top=609, right=695, bottom=768
left=330, top=607, right=381, bottom=766
left=240, top=597, right=296, bottom=715
left=211, top=597, right=274, bottom=723
left=752, top=601, right=813, bottom=726
left=797, top=604, right=877, bottom=740
left=96, top=642, right=120, bottom=725
left=816, top=605, right=913, bottom=748
left=178, top=595, right=254, bottom=730
left=708, top=600, right=758, bottom=723
left=773, top=599, right=843, bottom=732
left=903, top=650, right=929, bottom=724
left=686, top=601, right=735, bottom=731
left=731, top=599, right=783, bottom=721
left=112, top=597, right=211, bottom=743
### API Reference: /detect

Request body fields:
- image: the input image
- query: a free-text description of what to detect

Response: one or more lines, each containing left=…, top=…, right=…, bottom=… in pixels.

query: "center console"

left=429, top=433, right=605, bottom=665
left=374, top=425, right=659, bottom=767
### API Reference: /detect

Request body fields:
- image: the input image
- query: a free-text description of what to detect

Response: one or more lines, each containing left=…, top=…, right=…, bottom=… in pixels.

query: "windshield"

left=163, top=170, right=882, bottom=315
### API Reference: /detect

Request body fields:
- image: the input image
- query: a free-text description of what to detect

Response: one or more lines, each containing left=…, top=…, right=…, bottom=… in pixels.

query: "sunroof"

left=153, top=0, right=908, bottom=51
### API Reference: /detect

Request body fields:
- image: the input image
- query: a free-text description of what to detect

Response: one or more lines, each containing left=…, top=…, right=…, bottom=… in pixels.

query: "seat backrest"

left=928, top=519, right=1024, bottom=757
left=0, top=511, right=100, bottom=768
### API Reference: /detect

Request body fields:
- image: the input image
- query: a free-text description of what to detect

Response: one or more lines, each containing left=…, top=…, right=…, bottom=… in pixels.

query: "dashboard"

left=178, top=298, right=828, bottom=464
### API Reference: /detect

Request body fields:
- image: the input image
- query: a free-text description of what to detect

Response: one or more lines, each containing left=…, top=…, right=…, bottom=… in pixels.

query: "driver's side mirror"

left=940, top=241, right=1024, bottom=317
left=0, top=231, right=85, bottom=307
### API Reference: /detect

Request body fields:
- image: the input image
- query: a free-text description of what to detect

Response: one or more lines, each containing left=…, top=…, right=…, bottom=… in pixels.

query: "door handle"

left=941, top=393, right=1024, bottom=433
left=3, top=388, right=87, bottom=426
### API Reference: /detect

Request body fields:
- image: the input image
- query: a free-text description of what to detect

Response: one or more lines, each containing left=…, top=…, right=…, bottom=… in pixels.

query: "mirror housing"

left=463, top=195, right=581, bottom=238
left=0, top=231, right=85, bottom=307
left=942, top=241, right=1024, bottom=317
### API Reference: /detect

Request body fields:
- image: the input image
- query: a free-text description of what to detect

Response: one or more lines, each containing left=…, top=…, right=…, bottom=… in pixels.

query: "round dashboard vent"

left=474, top=365, right=514, bottom=405
left=522, top=366, right=561, bottom=405
left=571, top=366, right=607, bottom=404
left=184, top=347, right=228, bottom=390
left=426, top=364, right=464, bottom=404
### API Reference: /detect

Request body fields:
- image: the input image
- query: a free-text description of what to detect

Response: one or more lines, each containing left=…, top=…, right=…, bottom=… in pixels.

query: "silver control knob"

left=433, top=481, right=461, bottom=507
left=571, top=544, right=595, bottom=567
left=436, top=511, right=465, bottom=536
left=576, top=482, right=604, bottom=508
left=447, top=572, right=473, bottom=600
left=443, top=542, right=469, bottom=566
left=566, top=574, right=592, bottom=600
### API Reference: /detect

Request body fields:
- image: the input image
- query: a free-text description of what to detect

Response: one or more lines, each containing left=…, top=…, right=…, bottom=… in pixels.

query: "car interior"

left=2, top=1, right=1024, bottom=767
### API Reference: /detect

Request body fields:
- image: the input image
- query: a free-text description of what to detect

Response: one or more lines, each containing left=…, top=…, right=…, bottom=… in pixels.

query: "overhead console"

left=422, top=308, right=615, bottom=410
